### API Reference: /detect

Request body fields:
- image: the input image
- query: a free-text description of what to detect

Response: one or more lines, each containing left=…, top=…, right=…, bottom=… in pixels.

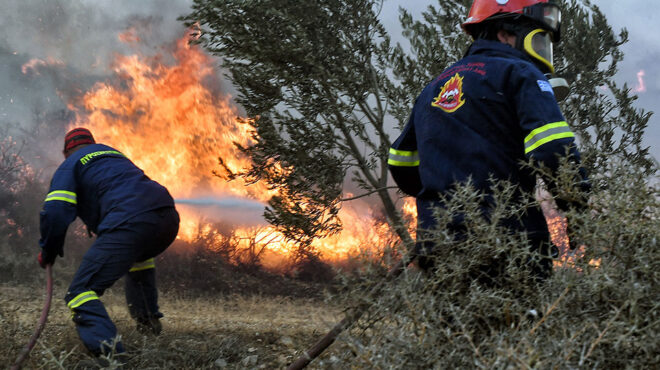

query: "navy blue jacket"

left=39, top=143, right=175, bottom=255
left=388, top=39, right=586, bottom=237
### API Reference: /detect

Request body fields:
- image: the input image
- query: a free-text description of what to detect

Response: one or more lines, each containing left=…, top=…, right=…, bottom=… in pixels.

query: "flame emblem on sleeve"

left=431, top=73, right=466, bottom=113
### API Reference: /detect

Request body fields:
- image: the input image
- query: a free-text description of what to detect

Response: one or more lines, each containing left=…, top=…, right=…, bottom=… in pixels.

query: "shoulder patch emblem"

left=431, top=73, right=466, bottom=113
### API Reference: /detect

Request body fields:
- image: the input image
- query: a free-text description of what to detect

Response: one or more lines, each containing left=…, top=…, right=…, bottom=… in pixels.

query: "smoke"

left=175, top=196, right=267, bottom=226
left=0, top=0, right=193, bottom=70
left=0, top=0, right=195, bottom=173
left=176, top=197, right=264, bottom=209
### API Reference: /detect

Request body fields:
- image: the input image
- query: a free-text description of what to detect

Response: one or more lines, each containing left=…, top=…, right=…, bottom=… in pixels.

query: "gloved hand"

left=37, top=250, right=57, bottom=268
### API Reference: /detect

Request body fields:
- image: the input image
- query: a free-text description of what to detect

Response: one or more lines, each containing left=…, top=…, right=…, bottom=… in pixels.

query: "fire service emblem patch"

left=431, top=73, right=466, bottom=113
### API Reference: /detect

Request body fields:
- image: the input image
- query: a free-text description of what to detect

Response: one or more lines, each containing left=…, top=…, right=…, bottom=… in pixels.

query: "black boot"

left=136, top=314, right=162, bottom=335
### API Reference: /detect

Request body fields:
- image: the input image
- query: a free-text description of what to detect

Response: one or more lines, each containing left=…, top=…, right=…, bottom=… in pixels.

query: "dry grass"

left=1, top=281, right=343, bottom=369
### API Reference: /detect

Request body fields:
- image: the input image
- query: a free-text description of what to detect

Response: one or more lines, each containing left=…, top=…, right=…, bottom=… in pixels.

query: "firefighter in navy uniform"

left=38, top=128, right=180, bottom=356
left=388, top=0, right=589, bottom=279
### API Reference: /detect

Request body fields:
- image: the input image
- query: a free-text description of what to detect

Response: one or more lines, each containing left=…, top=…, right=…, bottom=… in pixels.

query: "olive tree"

left=182, top=0, right=655, bottom=260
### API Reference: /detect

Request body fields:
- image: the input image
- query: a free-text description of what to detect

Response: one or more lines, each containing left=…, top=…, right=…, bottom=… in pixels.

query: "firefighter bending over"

left=388, top=0, right=589, bottom=279
left=38, top=128, right=180, bottom=356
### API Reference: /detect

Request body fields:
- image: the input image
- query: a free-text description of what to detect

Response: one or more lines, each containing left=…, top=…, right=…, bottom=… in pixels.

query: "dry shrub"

left=0, top=123, right=96, bottom=284
left=155, top=227, right=333, bottom=298
left=288, top=253, right=336, bottom=282
left=329, top=161, right=659, bottom=369
left=0, top=135, right=46, bottom=283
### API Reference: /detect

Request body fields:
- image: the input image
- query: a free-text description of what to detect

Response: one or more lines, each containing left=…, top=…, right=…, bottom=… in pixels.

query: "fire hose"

left=12, top=264, right=53, bottom=370
left=287, top=255, right=411, bottom=370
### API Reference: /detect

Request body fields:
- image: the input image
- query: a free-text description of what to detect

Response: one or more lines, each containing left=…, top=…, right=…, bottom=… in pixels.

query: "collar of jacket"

left=465, top=39, right=535, bottom=65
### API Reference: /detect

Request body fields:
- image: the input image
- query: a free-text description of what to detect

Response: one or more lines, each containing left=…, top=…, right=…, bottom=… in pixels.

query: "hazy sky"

left=0, top=0, right=657, bottom=161
left=592, top=1, right=659, bottom=162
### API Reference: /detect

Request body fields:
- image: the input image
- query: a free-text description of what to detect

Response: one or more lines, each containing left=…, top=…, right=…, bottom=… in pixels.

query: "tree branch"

left=341, top=186, right=400, bottom=201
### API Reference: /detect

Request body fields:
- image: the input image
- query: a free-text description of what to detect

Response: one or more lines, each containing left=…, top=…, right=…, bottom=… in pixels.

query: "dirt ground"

left=1, top=280, right=344, bottom=369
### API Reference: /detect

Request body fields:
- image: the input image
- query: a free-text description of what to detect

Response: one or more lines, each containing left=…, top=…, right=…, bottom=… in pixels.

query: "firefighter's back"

left=413, top=40, right=552, bottom=200
left=67, top=143, right=174, bottom=234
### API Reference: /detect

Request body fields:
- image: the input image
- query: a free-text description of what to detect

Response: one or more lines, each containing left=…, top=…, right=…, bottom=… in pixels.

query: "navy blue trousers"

left=415, top=199, right=555, bottom=281
left=64, top=207, right=179, bottom=355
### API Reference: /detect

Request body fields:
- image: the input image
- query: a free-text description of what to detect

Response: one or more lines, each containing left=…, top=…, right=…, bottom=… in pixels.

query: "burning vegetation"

left=60, top=29, right=409, bottom=271
left=4, top=23, right=607, bottom=277
left=52, top=25, right=573, bottom=274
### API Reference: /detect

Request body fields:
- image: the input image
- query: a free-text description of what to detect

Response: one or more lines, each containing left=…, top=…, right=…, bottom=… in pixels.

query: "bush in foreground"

left=331, top=163, right=659, bottom=369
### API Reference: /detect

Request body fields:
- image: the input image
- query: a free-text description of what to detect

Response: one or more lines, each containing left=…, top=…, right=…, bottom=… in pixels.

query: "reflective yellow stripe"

left=67, top=290, right=99, bottom=310
left=388, top=159, right=420, bottom=167
left=524, top=121, right=569, bottom=143
left=79, top=150, right=124, bottom=165
left=130, top=258, right=155, bottom=272
left=388, top=148, right=420, bottom=167
left=45, top=190, right=77, bottom=205
left=525, top=132, right=575, bottom=154
left=524, top=121, right=574, bottom=154
left=389, top=148, right=417, bottom=157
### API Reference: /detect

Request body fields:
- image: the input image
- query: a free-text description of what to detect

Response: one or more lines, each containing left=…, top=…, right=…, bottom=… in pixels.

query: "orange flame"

left=402, top=197, right=417, bottom=238
left=432, top=73, right=466, bottom=113
left=70, top=33, right=266, bottom=200
left=538, top=187, right=600, bottom=271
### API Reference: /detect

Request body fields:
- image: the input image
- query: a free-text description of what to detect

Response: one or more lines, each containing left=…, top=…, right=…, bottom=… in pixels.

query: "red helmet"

left=463, top=0, right=561, bottom=41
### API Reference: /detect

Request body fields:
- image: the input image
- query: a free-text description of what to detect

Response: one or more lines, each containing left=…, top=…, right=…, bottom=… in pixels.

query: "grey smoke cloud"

left=0, top=0, right=192, bottom=71
left=0, top=0, right=194, bottom=171
left=1, top=0, right=656, bottom=171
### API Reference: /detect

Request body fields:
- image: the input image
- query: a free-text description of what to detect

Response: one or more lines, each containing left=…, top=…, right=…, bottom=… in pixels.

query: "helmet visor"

left=523, top=29, right=554, bottom=73
left=523, top=3, right=561, bottom=40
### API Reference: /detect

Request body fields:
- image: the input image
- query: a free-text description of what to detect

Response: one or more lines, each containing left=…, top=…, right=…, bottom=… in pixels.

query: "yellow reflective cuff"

left=525, top=132, right=575, bottom=154
left=524, top=121, right=569, bottom=143
left=388, top=159, right=420, bottom=167
left=130, top=258, right=155, bottom=272
left=67, top=290, right=99, bottom=310
left=389, top=148, right=416, bottom=157
left=45, top=190, right=77, bottom=205
left=524, top=121, right=574, bottom=154
left=388, top=148, right=420, bottom=167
